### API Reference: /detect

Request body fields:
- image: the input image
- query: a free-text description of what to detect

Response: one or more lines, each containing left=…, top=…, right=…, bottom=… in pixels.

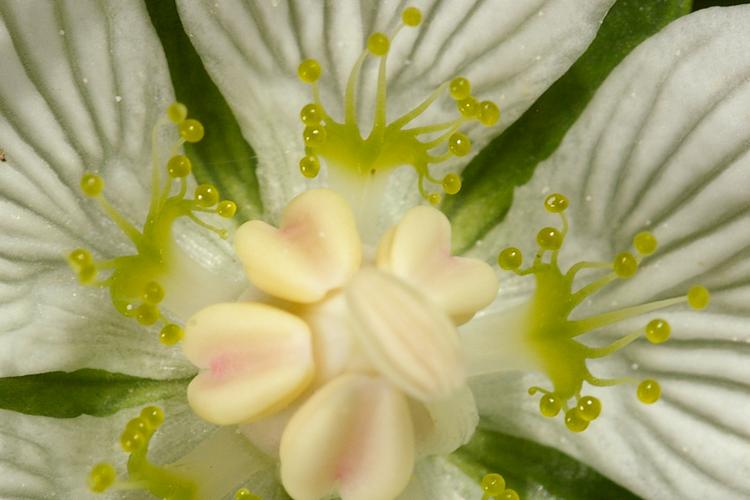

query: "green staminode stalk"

left=498, top=193, right=710, bottom=433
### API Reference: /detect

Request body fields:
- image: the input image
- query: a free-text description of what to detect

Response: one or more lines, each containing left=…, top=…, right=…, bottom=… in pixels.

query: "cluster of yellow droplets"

left=295, top=6, right=500, bottom=204
left=497, top=193, right=709, bottom=432
left=481, top=472, right=520, bottom=500
left=67, top=103, right=236, bottom=345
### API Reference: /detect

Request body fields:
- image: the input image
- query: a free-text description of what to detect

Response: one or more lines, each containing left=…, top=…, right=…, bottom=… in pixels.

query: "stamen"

left=294, top=6, right=501, bottom=203
left=480, top=472, right=519, bottom=500
left=497, top=193, right=709, bottom=431
left=68, top=103, right=236, bottom=343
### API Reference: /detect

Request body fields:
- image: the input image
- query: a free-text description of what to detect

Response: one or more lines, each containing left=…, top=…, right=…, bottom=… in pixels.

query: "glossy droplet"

left=143, top=282, right=164, bottom=304
left=442, top=173, right=462, bottom=195
left=77, top=264, right=97, bottom=284
left=576, top=396, right=601, bottom=421
left=539, top=393, right=561, bottom=417
left=217, top=200, right=237, bottom=218
left=235, top=488, right=261, bottom=500
left=645, top=318, right=670, bottom=344
left=303, top=125, right=327, bottom=147
left=537, top=227, right=563, bottom=251
left=544, top=193, right=569, bottom=213
left=179, top=119, right=204, bottom=143
left=88, top=463, right=116, bottom=493
left=140, top=406, right=165, bottom=429
left=503, top=489, right=520, bottom=500
left=479, top=100, right=500, bottom=126
left=81, top=172, right=104, bottom=197
left=457, top=96, right=479, bottom=118
left=367, top=32, right=390, bottom=56
left=299, top=155, right=321, bottom=178
left=687, top=285, right=710, bottom=310
left=166, top=102, right=188, bottom=124
left=167, top=155, right=192, bottom=178
left=633, top=231, right=657, bottom=255
left=126, top=416, right=149, bottom=435
left=428, top=193, right=441, bottom=205
left=564, top=408, right=589, bottom=432
left=481, top=473, right=505, bottom=495
left=195, top=184, right=220, bottom=207
left=637, top=379, right=661, bottom=404
left=402, top=7, right=422, bottom=26
left=449, top=77, right=471, bottom=100
left=300, top=103, right=324, bottom=125
left=136, top=303, right=159, bottom=326
left=120, top=429, right=145, bottom=452
left=498, top=247, right=523, bottom=271
left=448, top=132, right=471, bottom=156
left=160, top=324, right=184, bottom=345
left=68, top=248, right=92, bottom=270
left=613, top=252, right=638, bottom=278
left=298, top=59, right=321, bottom=83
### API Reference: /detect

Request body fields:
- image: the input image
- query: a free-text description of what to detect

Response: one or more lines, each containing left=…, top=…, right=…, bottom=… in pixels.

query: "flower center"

left=67, top=103, right=236, bottom=345
left=295, top=6, right=500, bottom=205
left=497, top=193, right=710, bottom=433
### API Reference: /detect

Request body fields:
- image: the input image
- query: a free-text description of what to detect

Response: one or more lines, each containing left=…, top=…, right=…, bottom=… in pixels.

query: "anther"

left=498, top=247, right=523, bottom=271
left=576, top=396, right=601, bottom=421
left=633, top=231, right=657, bottom=255
left=544, top=193, right=569, bottom=213
left=81, top=172, right=104, bottom=197
left=442, top=173, right=462, bottom=195
left=687, top=285, right=710, bottom=310
left=537, top=227, right=563, bottom=251
left=449, top=77, right=471, bottom=100
left=300, top=103, right=324, bottom=125
left=564, top=408, right=589, bottom=432
left=179, top=119, right=205, bottom=143
left=299, top=155, right=321, bottom=178
left=402, top=6, right=422, bottom=27
left=645, top=318, right=670, bottom=344
left=217, top=200, right=237, bottom=218
left=88, top=463, right=116, bottom=493
left=298, top=59, right=322, bottom=84
left=195, top=184, right=220, bottom=207
left=167, top=155, right=192, bottom=178
left=637, top=379, right=661, bottom=404
left=448, top=132, right=472, bottom=156
left=479, top=101, right=501, bottom=127
left=303, top=125, right=327, bottom=148
left=367, top=32, right=390, bottom=56
left=613, top=252, right=638, bottom=278
left=160, top=323, right=184, bottom=345
left=166, top=102, right=188, bottom=124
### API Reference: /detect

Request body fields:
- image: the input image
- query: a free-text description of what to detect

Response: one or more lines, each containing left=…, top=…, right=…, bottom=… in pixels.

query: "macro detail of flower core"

left=180, top=188, right=497, bottom=500
left=295, top=6, right=500, bottom=206
left=497, top=193, right=710, bottom=433
left=67, top=103, right=237, bottom=346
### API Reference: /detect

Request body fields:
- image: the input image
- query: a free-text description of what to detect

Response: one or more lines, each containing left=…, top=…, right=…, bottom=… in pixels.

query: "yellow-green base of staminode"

left=498, top=193, right=709, bottom=433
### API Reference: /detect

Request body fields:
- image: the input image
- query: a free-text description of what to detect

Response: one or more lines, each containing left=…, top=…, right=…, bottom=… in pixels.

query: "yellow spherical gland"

left=402, top=6, right=422, bottom=26
left=537, top=227, right=563, bottom=251
left=217, top=200, right=237, bottom=218
left=498, top=247, right=523, bottom=271
left=442, top=173, right=462, bottom=195
left=179, top=119, right=205, bottom=143
left=167, top=155, right=192, bottom=178
left=140, top=406, right=165, bottom=430
left=160, top=324, right=184, bottom=345
left=449, top=77, right=471, bottom=101
left=195, top=184, right=220, bottom=208
left=481, top=473, right=506, bottom=495
left=544, top=193, right=569, bottom=213
left=126, top=416, right=149, bottom=435
left=645, top=318, right=671, bottom=344
left=564, top=408, right=589, bottom=433
left=166, top=102, right=188, bottom=124
left=687, top=285, right=710, bottom=310
left=299, top=155, right=321, bottom=178
left=539, top=393, right=562, bottom=417
left=297, top=59, right=322, bottom=83
left=633, top=231, right=658, bottom=255
left=143, top=281, right=164, bottom=304
left=367, top=32, right=390, bottom=56
left=80, top=172, right=104, bottom=197
left=576, top=396, right=601, bottom=421
left=235, top=488, right=261, bottom=500
left=136, top=303, right=160, bottom=326
left=503, top=489, right=520, bottom=500
left=68, top=248, right=92, bottom=270
left=77, top=264, right=98, bottom=285
left=428, top=193, right=441, bottom=205
left=120, top=428, right=145, bottom=452
left=88, top=463, right=117, bottom=493
left=457, top=96, right=479, bottom=118
left=448, top=132, right=472, bottom=156
left=479, top=101, right=500, bottom=127
left=637, top=379, right=661, bottom=404
left=613, top=252, right=638, bottom=278
left=303, top=125, right=327, bottom=148
left=300, top=103, right=324, bottom=125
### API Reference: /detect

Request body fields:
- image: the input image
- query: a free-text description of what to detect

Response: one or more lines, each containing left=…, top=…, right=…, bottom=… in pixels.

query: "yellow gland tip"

left=645, top=318, right=670, bottom=344
left=120, top=428, right=145, bottom=452
left=428, top=193, right=441, bottom=205
left=166, top=102, right=188, bottom=124
left=140, top=406, right=165, bottom=429
left=235, top=488, right=261, bottom=500
left=88, top=462, right=116, bottom=493
left=503, top=489, right=520, bottom=500
left=479, top=100, right=501, bottom=126
left=402, top=6, right=422, bottom=27
left=160, top=323, right=184, bottom=345
left=167, top=155, right=192, bottom=178
left=687, top=285, right=710, bottom=310
left=81, top=172, right=104, bottom=197
left=299, top=155, right=321, bottom=178
left=633, top=231, right=658, bottom=255
left=539, top=393, right=562, bottom=417
left=613, top=252, right=638, bottom=278
left=367, top=32, right=390, bottom=56
left=298, top=59, right=322, bottom=83
left=449, top=77, right=471, bottom=100
left=179, top=118, right=204, bottom=143
left=303, top=125, right=327, bottom=147
left=576, top=396, right=601, bottom=421
left=544, top=193, right=569, bottom=213
left=457, top=96, right=479, bottom=118
left=195, top=184, right=220, bottom=208
left=68, top=248, right=92, bottom=270
left=300, top=103, right=324, bottom=125
left=537, top=226, right=563, bottom=251
left=637, top=379, right=661, bottom=404
left=442, top=173, right=462, bottom=195
left=143, top=281, right=164, bottom=304
left=498, top=247, right=523, bottom=271
left=449, top=132, right=472, bottom=156
left=126, top=416, right=149, bottom=435
left=136, top=303, right=160, bottom=326
left=564, top=408, right=589, bottom=433
left=481, top=473, right=506, bottom=495
left=217, top=200, right=237, bottom=218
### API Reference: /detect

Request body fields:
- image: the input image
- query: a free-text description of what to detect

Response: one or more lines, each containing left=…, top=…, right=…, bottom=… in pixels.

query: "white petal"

left=410, top=384, right=478, bottom=459
left=280, top=374, right=415, bottom=500
left=183, top=302, right=314, bottom=426
left=475, top=7, right=750, bottom=498
left=346, top=268, right=464, bottom=401
left=176, top=0, right=615, bottom=222
left=397, top=456, right=483, bottom=500
left=234, top=188, right=361, bottom=303
left=0, top=0, right=241, bottom=378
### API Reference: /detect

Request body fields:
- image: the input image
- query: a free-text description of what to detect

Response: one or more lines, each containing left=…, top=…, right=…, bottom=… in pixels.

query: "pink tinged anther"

left=377, top=205, right=498, bottom=325
left=234, top=189, right=362, bottom=303
left=280, top=374, right=414, bottom=500
left=182, top=302, right=314, bottom=426
left=346, top=268, right=465, bottom=401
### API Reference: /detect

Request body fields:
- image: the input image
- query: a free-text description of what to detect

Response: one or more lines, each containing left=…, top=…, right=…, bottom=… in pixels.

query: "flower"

left=1, top=1, right=750, bottom=500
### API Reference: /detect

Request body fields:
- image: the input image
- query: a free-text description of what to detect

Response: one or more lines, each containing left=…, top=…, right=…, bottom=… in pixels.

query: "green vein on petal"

left=147, top=0, right=263, bottom=222
left=444, top=0, right=691, bottom=253
left=450, top=428, right=640, bottom=500
left=0, top=369, right=190, bottom=418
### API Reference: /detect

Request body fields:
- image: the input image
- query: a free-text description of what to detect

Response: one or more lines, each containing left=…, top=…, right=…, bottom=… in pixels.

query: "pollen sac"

left=498, top=194, right=708, bottom=432
left=293, top=9, right=500, bottom=202
left=68, top=104, right=236, bottom=342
